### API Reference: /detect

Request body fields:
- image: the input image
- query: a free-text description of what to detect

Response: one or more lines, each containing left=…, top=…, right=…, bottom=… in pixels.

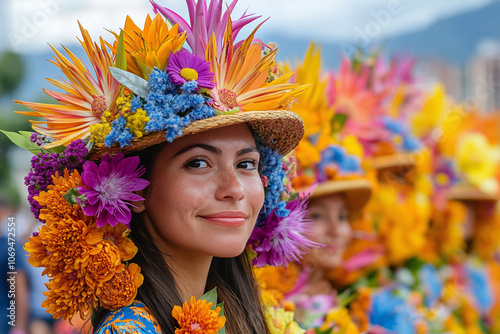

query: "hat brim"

left=309, top=179, right=373, bottom=215
left=447, top=184, right=499, bottom=202
left=369, top=152, right=416, bottom=171
left=89, top=110, right=304, bottom=160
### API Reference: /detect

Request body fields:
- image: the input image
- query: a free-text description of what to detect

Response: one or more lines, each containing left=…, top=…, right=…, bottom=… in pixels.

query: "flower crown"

left=5, top=0, right=313, bottom=322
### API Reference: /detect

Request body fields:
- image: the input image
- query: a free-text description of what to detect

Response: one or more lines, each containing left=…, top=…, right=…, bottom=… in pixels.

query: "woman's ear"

left=131, top=190, right=146, bottom=213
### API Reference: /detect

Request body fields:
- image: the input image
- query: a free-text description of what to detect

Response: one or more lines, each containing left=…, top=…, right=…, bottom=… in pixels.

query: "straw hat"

left=309, top=179, right=373, bottom=215
left=447, top=184, right=499, bottom=203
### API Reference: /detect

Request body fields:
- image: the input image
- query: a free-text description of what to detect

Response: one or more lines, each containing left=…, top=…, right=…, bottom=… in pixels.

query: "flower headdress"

left=289, top=44, right=372, bottom=213
left=4, top=0, right=312, bottom=321
left=327, top=51, right=421, bottom=171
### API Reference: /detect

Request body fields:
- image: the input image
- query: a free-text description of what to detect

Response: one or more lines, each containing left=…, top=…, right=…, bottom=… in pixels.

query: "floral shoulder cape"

left=96, top=300, right=161, bottom=334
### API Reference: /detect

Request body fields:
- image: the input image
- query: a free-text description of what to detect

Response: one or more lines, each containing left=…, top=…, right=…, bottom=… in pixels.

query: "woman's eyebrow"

left=173, top=143, right=221, bottom=157
left=237, top=147, right=259, bottom=156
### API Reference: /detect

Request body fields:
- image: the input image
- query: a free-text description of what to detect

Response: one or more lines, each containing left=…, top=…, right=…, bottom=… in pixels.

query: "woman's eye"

left=185, top=158, right=209, bottom=169
left=310, top=212, right=324, bottom=220
left=237, top=159, right=258, bottom=170
left=339, top=213, right=349, bottom=222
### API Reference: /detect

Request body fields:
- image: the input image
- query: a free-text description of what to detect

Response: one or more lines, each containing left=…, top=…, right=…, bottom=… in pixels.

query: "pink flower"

left=79, top=153, right=150, bottom=228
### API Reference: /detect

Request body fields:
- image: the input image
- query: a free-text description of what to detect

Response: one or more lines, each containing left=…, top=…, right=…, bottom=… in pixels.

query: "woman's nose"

left=214, top=166, right=245, bottom=201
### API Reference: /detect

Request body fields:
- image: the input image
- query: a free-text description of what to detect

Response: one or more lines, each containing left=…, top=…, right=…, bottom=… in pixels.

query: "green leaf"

left=200, top=287, right=218, bottom=310
left=0, top=130, right=66, bottom=154
left=115, top=30, right=127, bottom=71
left=330, top=113, right=348, bottom=135
left=109, top=67, right=150, bottom=99
left=1, top=130, right=42, bottom=153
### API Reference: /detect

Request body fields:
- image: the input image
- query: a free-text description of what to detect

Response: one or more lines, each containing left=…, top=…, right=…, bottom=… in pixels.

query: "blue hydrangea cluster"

left=317, top=145, right=362, bottom=182
left=258, top=146, right=289, bottom=223
left=104, top=68, right=216, bottom=147
left=24, top=139, right=88, bottom=221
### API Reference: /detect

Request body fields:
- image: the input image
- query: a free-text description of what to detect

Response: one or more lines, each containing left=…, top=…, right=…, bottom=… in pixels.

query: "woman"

left=11, top=1, right=312, bottom=333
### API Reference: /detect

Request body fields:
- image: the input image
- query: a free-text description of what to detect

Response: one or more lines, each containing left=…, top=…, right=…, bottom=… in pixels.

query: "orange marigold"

left=86, top=240, right=122, bottom=287
left=97, top=263, right=143, bottom=310
left=172, top=296, right=226, bottom=334
left=100, top=224, right=138, bottom=261
left=42, top=272, right=98, bottom=321
left=26, top=217, right=102, bottom=275
left=34, top=169, right=85, bottom=223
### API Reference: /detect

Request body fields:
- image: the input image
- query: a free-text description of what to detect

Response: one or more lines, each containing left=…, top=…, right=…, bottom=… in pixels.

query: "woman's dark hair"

left=92, top=139, right=270, bottom=333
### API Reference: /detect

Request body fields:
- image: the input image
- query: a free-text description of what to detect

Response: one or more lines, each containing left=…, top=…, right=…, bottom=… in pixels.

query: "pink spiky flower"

left=150, top=0, right=261, bottom=57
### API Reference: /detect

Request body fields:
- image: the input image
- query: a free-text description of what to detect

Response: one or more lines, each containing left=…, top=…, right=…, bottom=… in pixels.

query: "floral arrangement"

left=3, top=0, right=313, bottom=323
left=172, top=288, right=226, bottom=334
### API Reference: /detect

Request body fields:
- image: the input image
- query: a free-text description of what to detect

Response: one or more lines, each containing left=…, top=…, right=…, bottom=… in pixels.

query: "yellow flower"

left=172, top=296, right=226, bottom=334
left=411, top=84, right=445, bottom=138
left=108, top=14, right=186, bottom=79
left=320, top=307, right=360, bottom=334
left=291, top=43, right=335, bottom=137
left=264, top=306, right=305, bottom=334
left=456, top=133, right=500, bottom=194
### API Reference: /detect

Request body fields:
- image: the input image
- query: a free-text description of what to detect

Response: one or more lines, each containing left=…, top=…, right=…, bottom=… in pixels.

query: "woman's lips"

left=200, top=211, right=247, bottom=226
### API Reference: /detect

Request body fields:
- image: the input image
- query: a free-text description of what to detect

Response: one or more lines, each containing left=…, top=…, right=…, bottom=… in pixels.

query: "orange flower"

left=254, top=265, right=299, bottom=294
left=15, top=23, right=121, bottom=148
left=34, top=169, right=84, bottom=223
left=207, top=16, right=309, bottom=113
left=97, top=263, right=143, bottom=310
left=26, top=217, right=102, bottom=275
left=172, top=296, right=226, bottom=334
left=42, top=272, right=98, bottom=321
left=100, top=224, right=138, bottom=261
left=349, top=287, right=371, bottom=332
left=86, top=240, right=122, bottom=286
left=108, top=14, right=186, bottom=79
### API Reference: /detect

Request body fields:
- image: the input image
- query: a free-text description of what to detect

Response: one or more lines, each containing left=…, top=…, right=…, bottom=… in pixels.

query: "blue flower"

left=369, top=289, right=418, bottom=334
left=418, top=264, right=443, bottom=308
left=105, top=117, right=133, bottom=148
left=258, top=146, right=288, bottom=221
left=466, top=262, right=494, bottom=314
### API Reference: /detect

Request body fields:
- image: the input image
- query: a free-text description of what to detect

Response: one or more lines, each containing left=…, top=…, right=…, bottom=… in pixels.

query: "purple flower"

left=166, top=51, right=215, bottom=89
left=248, top=196, right=319, bottom=267
left=78, top=153, right=150, bottom=228
left=25, top=139, right=88, bottom=221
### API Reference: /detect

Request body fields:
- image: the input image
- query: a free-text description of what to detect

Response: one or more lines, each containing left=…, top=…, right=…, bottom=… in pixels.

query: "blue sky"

left=1, top=0, right=496, bottom=53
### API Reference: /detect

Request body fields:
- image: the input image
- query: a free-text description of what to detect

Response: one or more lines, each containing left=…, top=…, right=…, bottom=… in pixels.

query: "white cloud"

left=2, top=0, right=496, bottom=53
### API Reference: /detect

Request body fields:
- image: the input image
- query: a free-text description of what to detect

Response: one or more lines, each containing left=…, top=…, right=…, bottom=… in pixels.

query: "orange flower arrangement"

left=24, top=168, right=142, bottom=321
left=172, top=295, right=226, bottom=334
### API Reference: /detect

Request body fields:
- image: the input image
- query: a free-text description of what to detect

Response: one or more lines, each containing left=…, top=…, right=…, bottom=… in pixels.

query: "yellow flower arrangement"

left=265, top=306, right=306, bottom=334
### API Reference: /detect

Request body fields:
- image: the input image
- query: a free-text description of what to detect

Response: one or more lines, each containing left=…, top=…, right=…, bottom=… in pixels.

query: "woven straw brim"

left=89, top=110, right=304, bottom=161
left=369, top=152, right=417, bottom=171
left=309, top=179, right=373, bottom=215
left=447, top=185, right=499, bottom=202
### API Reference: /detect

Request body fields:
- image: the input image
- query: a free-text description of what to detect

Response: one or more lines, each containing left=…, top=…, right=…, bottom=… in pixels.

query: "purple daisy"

left=78, top=153, right=150, bottom=228
left=248, top=196, right=320, bottom=267
left=166, top=51, right=215, bottom=89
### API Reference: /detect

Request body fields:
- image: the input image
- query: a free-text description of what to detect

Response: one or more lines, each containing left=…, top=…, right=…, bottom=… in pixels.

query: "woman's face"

left=303, top=194, right=353, bottom=270
left=135, top=124, right=265, bottom=259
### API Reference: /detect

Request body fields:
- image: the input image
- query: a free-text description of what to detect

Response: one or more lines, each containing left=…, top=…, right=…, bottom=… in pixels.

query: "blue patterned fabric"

left=96, top=300, right=162, bottom=334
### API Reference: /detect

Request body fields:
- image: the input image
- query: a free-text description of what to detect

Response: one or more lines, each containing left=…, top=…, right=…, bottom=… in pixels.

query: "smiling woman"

left=9, top=0, right=314, bottom=333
